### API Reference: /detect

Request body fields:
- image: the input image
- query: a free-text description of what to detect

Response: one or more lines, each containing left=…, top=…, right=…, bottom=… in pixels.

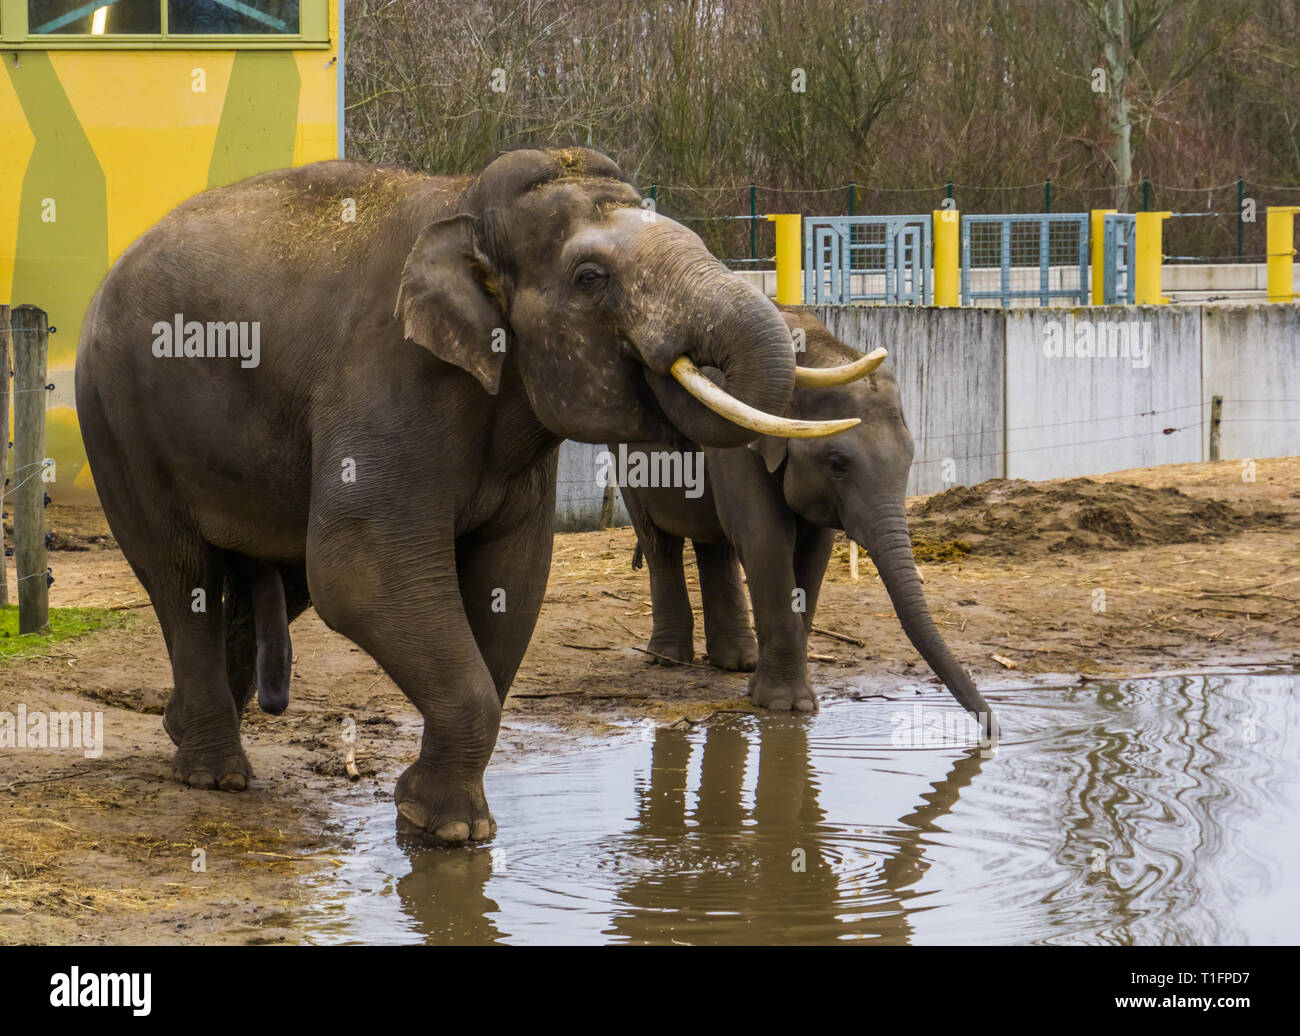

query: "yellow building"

left=1, top=0, right=342, bottom=498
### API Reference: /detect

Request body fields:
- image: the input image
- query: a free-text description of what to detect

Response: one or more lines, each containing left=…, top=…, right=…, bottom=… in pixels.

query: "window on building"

left=29, top=0, right=159, bottom=33
left=27, top=0, right=300, bottom=36
left=168, top=1, right=299, bottom=35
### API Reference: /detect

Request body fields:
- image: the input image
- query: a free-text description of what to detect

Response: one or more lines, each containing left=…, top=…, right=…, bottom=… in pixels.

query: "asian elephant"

left=75, top=148, right=859, bottom=844
left=618, top=308, right=994, bottom=727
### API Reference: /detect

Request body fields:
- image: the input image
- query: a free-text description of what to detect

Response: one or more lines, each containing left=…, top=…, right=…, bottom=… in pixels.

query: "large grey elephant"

left=75, top=148, right=858, bottom=844
left=619, top=308, right=993, bottom=727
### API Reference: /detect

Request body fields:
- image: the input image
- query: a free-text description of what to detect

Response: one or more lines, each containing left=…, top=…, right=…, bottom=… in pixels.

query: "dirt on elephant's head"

left=908, top=477, right=1289, bottom=559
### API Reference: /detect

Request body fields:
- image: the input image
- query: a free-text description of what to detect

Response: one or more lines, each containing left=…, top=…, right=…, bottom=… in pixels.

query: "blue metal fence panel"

left=803, top=215, right=932, bottom=305
left=959, top=213, right=1089, bottom=306
left=1102, top=213, right=1137, bottom=304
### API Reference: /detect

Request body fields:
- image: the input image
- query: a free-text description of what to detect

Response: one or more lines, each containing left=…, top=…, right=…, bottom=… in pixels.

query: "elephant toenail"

left=219, top=773, right=248, bottom=791
left=768, top=698, right=792, bottom=711
left=188, top=770, right=216, bottom=789
left=435, top=821, right=471, bottom=843
left=470, top=818, right=493, bottom=841
left=795, top=699, right=816, bottom=713
left=397, top=801, right=431, bottom=830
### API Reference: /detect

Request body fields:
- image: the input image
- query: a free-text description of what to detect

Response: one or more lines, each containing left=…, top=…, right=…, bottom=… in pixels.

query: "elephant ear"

left=749, top=435, right=789, bottom=474
left=395, top=214, right=508, bottom=395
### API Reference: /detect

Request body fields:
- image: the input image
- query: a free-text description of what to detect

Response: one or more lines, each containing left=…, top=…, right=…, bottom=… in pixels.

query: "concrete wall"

left=1005, top=307, right=1203, bottom=480
left=812, top=306, right=1007, bottom=495
left=555, top=302, right=1300, bottom=528
left=1202, top=305, right=1300, bottom=461
left=555, top=441, right=630, bottom=533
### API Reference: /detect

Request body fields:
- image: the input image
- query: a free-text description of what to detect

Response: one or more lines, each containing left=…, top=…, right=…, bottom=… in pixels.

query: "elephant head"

left=751, top=311, right=993, bottom=722
left=396, top=147, right=854, bottom=448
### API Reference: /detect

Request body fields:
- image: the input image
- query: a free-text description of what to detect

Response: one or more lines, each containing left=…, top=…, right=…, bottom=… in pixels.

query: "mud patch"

left=911, top=477, right=1289, bottom=557
left=18, top=504, right=118, bottom=552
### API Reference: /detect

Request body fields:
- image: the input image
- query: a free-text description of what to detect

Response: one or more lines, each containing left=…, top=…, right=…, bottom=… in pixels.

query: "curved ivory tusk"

left=794, top=348, right=887, bottom=388
left=669, top=357, right=860, bottom=438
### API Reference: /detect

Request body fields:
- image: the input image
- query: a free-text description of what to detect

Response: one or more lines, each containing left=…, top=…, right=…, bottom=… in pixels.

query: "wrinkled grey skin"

left=620, top=309, right=993, bottom=723
left=75, top=147, right=798, bottom=845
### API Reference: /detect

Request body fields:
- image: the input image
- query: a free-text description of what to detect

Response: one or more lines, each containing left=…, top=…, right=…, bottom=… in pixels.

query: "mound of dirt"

left=908, top=477, right=1289, bottom=559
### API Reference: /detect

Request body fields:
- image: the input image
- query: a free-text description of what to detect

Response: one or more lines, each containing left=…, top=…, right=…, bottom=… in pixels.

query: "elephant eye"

left=574, top=263, right=607, bottom=291
left=827, top=455, right=849, bottom=479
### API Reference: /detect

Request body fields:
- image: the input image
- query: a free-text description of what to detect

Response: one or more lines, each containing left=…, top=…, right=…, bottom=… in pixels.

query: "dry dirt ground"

left=1, top=457, right=1297, bottom=944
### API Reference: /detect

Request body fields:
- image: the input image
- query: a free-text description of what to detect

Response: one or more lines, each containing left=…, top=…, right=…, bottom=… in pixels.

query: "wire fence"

left=649, top=177, right=1300, bottom=270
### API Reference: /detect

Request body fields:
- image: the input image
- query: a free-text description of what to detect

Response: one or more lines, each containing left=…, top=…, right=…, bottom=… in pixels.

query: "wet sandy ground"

left=1, top=457, right=1297, bottom=943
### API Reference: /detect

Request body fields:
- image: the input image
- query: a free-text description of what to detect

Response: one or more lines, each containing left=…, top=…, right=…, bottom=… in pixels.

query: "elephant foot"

left=705, top=633, right=758, bottom=672
left=394, top=762, right=496, bottom=846
left=748, top=669, right=819, bottom=713
left=646, top=631, right=694, bottom=665
left=172, top=741, right=252, bottom=791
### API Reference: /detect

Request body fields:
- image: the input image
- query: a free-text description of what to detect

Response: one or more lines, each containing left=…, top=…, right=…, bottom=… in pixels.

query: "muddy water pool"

left=289, top=669, right=1299, bottom=945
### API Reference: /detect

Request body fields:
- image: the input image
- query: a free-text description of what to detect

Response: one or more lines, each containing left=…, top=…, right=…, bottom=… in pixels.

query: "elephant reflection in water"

left=393, top=844, right=505, bottom=945
left=603, top=718, right=985, bottom=945
left=392, top=715, right=984, bottom=944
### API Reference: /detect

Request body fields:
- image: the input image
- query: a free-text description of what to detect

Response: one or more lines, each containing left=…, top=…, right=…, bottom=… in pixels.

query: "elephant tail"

left=248, top=562, right=292, bottom=715
left=632, top=542, right=643, bottom=570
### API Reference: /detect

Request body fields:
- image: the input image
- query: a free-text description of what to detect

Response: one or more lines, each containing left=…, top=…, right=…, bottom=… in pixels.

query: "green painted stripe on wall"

left=6, top=51, right=109, bottom=370
left=207, top=50, right=302, bottom=189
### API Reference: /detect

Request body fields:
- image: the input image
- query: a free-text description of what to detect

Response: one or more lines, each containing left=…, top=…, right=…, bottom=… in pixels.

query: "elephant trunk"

left=629, top=228, right=797, bottom=448
left=849, top=500, right=994, bottom=727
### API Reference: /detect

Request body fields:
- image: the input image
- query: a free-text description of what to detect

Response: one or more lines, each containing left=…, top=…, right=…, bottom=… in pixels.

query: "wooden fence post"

left=0, top=304, right=9, bottom=609
left=11, top=305, right=49, bottom=634
left=599, top=484, right=617, bottom=529
left=1209, top=395, right=1223, bottom=462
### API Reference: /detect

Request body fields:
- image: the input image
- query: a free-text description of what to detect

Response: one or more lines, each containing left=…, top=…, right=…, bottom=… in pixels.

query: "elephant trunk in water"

left=849, top=499, right=995, bottom=727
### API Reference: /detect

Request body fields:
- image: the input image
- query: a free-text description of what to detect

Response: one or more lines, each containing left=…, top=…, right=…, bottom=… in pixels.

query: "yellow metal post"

left=1091, top=209, right=1115, bottom=305
left=1266, top=207, right=1300, bottom=302
left=767, top=214, right=803, bottom=305
left=1134, top=211, right=1170, bottom=305
left=932, top=209, right=960, bottom=306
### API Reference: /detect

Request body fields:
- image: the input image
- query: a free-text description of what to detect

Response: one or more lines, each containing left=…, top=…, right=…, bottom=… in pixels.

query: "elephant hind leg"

left=143, top=536, right=250, bottom=790
left=693, top=541, right=757, bottom=672
left=622, top=489, right=694, bottom=664
left=77, top=396, right=247, bottom=786
left=224, top=559, right=310, bottom=720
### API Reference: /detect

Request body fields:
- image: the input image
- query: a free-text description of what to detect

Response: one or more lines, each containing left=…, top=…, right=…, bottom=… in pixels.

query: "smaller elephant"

left=619, top=308, right=992, bottom=725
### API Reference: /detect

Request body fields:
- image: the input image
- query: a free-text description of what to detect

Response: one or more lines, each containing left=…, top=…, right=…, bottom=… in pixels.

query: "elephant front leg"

left=457, top=500, right=555, bottom=703
left=394, top=684, right=499, bottom=844
left=307, top=524, right=500, bottom=845
left=727, top=518, right=816, bottom=712
left=713, top=453, right=816, bottom=712
left=793, top=522, right=836, bottom=635
left=742, top=550, right=819, bottom=713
